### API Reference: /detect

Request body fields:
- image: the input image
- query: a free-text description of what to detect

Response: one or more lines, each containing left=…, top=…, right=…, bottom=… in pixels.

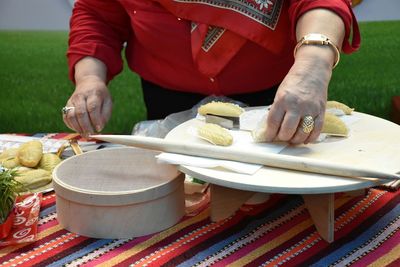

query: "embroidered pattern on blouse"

left=174, top=0, right=283, bottom=29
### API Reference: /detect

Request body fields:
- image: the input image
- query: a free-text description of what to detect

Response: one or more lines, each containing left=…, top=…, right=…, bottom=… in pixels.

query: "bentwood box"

left=53, top=147, right=185, bottom=239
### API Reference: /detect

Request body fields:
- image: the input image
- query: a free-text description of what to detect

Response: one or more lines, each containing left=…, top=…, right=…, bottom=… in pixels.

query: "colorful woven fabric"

left=0, top=188, right=398, bottom=266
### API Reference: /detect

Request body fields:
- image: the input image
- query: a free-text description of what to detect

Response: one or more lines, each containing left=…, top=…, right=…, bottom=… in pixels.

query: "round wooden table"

left=165, top=111, right=400, bottom=242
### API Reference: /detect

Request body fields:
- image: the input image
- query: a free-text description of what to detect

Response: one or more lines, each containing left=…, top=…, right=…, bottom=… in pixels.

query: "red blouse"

left=67, top=0, right=360, bottom=95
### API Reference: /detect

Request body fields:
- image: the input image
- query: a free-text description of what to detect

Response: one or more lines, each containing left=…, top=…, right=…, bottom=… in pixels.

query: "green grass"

left=0, top=20, right=399, bottom=134
left=329, top=20, right=400, bottom=118
left=0, top=31, right=145, bottom=134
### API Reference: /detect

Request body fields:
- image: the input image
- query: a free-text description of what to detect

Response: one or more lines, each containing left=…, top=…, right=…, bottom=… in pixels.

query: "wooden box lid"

left=53, top=147, right=182, bottom=206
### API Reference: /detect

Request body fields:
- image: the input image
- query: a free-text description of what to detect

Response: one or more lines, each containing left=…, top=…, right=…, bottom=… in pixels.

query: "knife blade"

left=204, top=114, right=240, bottom=129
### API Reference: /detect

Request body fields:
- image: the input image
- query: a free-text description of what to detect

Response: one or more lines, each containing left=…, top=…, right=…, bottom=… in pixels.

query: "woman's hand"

left=62, top=57, right=111, bottom=137
left=264, top=45, right=333, bottom=144
left=63, top=76, right=112, bottom=137
left=264, top=8, right=345, bottom=145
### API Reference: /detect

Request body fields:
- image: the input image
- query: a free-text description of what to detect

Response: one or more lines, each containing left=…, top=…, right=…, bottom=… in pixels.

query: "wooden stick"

left=90, top=135, right=400, bottom=180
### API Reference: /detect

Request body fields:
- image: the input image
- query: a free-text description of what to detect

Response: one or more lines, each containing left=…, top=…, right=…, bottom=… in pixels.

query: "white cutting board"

left=165, top=112, right=400, bottom=194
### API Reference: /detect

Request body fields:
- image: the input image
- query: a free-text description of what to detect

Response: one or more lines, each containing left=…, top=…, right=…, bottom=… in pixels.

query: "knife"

left=204, top=114, right=240, bottom=129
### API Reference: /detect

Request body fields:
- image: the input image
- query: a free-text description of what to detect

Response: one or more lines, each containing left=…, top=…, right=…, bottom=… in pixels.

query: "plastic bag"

left=132, top=95, right=247, bottom=138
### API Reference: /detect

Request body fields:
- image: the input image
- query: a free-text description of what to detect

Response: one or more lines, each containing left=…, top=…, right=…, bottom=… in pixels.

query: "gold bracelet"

left=293, top=33, right=340, bottom=69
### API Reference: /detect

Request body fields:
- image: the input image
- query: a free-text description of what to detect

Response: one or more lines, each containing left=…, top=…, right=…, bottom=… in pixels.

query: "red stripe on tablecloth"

left=40, top=193, right=56, bottom=208
left=353, top=230, right=400, bottom=266
left=0, top=230, right=63, bottom=263
left=87, top=208, right=213, bottom=265
left=84, top=235, right=154, bottom=266
left=246, top=189, right=388, bottom=266
left=241, top=192, right=394, bottom=266
left=222, top=211, right=315, bottom=266
left=386, top=256, right=400, bottom=267
left=238, top=195, right=359, bottom=266
left=218, top=209, right=311, bottom=266
left=88, top=208, right=212, bottom=266
left=242, top=195, right=361, bottom=266
left=0, top=221, right=71, bottom=263
left=333, top=193, right=367, bottom=217
left=38, top=217, right=60, bottom=231
left=15, top=236, right=90, bottom=267
left=115, top=213, right=242, bottom=266
left=130, top=195, right=289, bottom=266
left=88, top=218, right=210, bottom=266
left=33, top=238, right=99, bottom=267
left=332, top=190, right=397, bottom=239
left=1, top=233, right=83, bottom=267
left=161, top=196, right=296, bottom=266
left=160, top=194, right=290, bottom=266
left=295, top=190, right=398, bottom=266
left=244, top=226, right=316, bottom=267
left=115, top=196, right=276, bottom=266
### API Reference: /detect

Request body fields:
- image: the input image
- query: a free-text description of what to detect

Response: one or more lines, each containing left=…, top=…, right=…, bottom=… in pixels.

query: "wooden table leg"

left=210, top=184, right=254, bottom=222
left=302, top=193, right=335, bottom=243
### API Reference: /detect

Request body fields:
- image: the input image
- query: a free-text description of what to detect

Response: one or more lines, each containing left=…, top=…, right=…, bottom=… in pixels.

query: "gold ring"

left=301, top=115, right=314, bottom=134
left=62, top=106, right=75, bottom=115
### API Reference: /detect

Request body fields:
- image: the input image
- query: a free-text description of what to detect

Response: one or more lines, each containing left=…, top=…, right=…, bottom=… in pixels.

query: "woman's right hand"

left=63, top=57, right=112, bottom=137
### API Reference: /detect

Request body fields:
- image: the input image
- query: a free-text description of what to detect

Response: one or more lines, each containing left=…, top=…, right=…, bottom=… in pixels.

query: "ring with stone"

left=301, top=115, right=314, bottom=134
left=62, top=106, right=75, bottom=115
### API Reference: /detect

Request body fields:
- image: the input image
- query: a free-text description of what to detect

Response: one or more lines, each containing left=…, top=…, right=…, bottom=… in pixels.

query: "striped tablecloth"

left=0, top=189, right=398, bottom=266
left=0, top=134, right=399, bottom=266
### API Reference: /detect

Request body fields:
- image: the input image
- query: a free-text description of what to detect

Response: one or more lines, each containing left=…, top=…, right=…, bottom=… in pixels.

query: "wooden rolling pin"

left=90, top=135, right=400, bottom=180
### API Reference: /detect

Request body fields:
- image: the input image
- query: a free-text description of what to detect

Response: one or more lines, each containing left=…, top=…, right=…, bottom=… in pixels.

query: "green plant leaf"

left=0, top=168, right=20, bottom=224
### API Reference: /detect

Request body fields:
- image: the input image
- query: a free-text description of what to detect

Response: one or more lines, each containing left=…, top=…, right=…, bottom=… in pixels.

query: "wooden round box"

left=53, top=147, right=185, bottom=239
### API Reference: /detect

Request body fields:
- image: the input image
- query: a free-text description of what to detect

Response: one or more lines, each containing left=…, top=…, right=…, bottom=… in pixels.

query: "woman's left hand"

left=264, top=45, right=334, bottom=144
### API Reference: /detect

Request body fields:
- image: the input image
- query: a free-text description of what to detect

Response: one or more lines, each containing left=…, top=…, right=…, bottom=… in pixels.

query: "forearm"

left=265, top=9, right=346, bottom=144
left=65, top=56, right=112, bottom=135
left=294, top=8, right=345, bottom=69
left=67, top=0, right=130, bottom=83
left=74, top=56, right=107, bottom=84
